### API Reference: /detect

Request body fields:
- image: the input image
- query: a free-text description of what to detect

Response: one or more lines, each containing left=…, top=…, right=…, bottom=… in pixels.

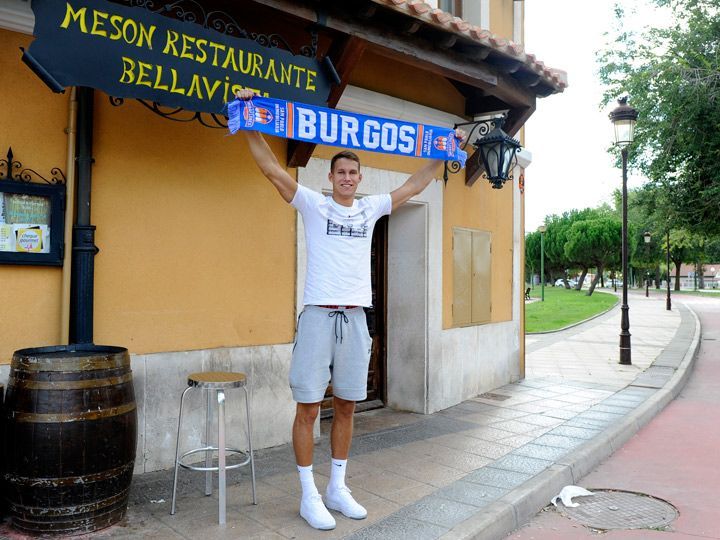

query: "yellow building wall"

left=2, top=13, right=521, bottom=361
left=490, top=0, right=515, bottom=41
left=347, top=51, right=516, bottom=330
left=91, top=97, right=296, bottom=353
left=349, top=52, right=466, bottom=118
left=443, top=168, right=514, bottom=328
left=0, top=30, right=67, bottom=362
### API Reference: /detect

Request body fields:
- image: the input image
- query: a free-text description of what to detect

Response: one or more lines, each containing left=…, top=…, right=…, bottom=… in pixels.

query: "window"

left=453, top=228, right=491, bottom=326
left=439, top=0, right=463, bottom=16
left=0, top=177, right=66, bottom=266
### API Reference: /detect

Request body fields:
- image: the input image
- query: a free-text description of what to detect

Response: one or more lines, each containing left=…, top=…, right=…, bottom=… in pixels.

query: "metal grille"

left=558, top=490, right=678, bottom=530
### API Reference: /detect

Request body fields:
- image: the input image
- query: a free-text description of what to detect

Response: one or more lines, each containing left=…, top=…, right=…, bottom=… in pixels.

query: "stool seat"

left=188, top=371, right=246, bottom=389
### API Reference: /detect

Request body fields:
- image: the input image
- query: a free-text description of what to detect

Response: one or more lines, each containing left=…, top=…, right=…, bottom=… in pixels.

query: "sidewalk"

left=0, top=293, right=700, bottom=540
left=507, top=294, right=719, bottom=539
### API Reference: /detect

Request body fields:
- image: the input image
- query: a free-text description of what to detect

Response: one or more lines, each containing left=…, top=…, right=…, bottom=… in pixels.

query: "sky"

left=522, top=0, right=672, bottom=233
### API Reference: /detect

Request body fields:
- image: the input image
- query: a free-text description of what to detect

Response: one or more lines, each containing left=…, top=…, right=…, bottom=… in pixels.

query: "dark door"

left=321, top=215, right=388, bottom=415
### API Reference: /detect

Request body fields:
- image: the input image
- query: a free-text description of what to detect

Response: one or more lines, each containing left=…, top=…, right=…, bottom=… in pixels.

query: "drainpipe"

left=69, top=86, right=99, bottom=344
left=60, top=88, right=78, bottom=345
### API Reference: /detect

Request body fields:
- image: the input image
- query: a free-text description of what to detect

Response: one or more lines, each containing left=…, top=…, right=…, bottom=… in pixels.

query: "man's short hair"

left=330, top=151, right=361, bottom=172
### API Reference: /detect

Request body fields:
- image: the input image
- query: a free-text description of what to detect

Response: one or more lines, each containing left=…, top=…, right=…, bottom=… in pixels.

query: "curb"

left=444, top=303, right=702, bottom=540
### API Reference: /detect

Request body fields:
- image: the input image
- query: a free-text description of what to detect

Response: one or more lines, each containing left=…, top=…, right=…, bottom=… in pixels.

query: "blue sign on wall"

left=23, top=0, right=332, bottom=112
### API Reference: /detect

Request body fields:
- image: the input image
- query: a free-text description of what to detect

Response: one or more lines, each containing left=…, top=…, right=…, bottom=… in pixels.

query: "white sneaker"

left=300, top=494, right=336, bottom=530
left=325, top=486, right=368, bottom=520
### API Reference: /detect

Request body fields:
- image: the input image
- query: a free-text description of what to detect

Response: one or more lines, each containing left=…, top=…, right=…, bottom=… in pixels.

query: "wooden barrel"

left=4, top=345, right=137, bottom=535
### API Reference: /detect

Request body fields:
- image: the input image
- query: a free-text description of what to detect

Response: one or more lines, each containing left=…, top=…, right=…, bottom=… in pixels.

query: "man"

left=236, top=89, right=464, bottom=530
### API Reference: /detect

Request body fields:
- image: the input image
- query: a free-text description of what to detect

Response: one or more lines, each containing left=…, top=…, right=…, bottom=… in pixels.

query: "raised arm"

left=389, top=159, right=444, bottom=211
left=236, top=90, right=297, bottom=203
left=389, top=129, right=466, bottom=211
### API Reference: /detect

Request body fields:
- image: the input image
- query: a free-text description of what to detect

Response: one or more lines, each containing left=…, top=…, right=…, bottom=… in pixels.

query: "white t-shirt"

left=291, top=184, right=392, bottom=307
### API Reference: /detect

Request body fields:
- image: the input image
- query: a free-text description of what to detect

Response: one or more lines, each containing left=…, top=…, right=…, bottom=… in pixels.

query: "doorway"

left=321, top=215, right=388, bottom=416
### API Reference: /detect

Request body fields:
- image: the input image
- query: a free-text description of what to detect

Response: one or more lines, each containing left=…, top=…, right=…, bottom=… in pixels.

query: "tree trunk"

left=674, top=261, right=682, bottom=291
left=576, top=267, right=588, bottom=290
left=698, top=263, right=705, bottom=289
left=586, top=265, right=603, bottom=296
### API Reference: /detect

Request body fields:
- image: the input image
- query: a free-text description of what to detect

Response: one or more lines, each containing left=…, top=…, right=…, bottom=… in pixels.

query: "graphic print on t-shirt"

left=326, top=219, right=368, bottom=238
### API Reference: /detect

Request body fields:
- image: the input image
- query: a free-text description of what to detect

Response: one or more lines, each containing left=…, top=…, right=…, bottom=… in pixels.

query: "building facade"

left=0, top=0, right=566, bottom=474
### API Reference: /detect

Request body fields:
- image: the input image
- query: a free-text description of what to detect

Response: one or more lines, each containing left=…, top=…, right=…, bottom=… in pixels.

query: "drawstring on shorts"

left=328, top=310, right=349, bottom=343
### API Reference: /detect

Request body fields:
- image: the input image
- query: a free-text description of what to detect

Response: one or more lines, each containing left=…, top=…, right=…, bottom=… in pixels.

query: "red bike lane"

left=507, top=296, right=720, bottom=540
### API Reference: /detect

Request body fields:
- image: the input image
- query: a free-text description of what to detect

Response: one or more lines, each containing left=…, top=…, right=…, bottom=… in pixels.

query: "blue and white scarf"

left=227, top=96, right=466, bottom=167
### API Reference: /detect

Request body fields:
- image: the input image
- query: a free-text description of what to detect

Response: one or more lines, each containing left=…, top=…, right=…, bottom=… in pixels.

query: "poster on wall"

left=0, top=193, right=52, bottom=254
left=0, top=179, right=65, bottom=266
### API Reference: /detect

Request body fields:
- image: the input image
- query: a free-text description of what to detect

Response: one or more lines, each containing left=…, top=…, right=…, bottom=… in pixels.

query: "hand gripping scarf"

left=227, top=96, right=466, bottom=167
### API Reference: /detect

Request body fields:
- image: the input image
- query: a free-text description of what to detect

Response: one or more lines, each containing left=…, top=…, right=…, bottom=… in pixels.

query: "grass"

left=667, top=289, right=720, bottom=297
left=525, top=286, right=618, bottom=333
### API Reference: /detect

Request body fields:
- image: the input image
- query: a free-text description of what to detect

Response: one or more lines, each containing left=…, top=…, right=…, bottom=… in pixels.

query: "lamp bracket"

left=442, top=117, right=501, bottom=186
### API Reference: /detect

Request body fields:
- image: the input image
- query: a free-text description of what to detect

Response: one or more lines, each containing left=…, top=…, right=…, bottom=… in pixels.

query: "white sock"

left=328, top=458, right=347, bottom=492
left=297, top=464, right=319, bottom=499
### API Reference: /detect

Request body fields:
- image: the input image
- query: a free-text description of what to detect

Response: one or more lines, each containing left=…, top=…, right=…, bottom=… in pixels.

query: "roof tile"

left=369, top=0, right=567, bottom=92
left=407, top=1, right=431, bottom=15
left=430, top=8, right=453, bottom=24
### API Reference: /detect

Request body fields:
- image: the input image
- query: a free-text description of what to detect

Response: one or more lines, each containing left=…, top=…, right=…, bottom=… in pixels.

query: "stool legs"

left=243, top=385, right=257, bottom=505
left=217, top=390, right=227, bottom=525
left=204, top=390, right=212, bottom=496
left=170, top=386, right=192, bottom=515
left=170, top=381, right=256, bottom=523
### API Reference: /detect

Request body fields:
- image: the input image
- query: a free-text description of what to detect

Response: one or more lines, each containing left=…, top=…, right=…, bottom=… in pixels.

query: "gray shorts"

left=289, top=305, right=372, bottom=403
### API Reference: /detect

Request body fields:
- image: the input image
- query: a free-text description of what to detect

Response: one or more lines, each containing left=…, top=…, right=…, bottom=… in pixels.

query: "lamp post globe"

left=610, top=97, right=638, bottom=366
left=475, top=116, right=522, bottom=189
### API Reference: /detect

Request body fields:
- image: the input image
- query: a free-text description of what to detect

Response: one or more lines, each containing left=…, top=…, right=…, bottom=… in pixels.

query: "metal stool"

left=170, top=371, right=257, bottom=524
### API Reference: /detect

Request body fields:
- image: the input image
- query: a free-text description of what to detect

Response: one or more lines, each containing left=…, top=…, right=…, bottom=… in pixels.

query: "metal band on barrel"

left=11, top=356, right=130, bottom=372
left=8, top=372, right=134, bottom=390
left=5, top=461, right=135, bottom=487
left=10, top=402, right=137, bottom=423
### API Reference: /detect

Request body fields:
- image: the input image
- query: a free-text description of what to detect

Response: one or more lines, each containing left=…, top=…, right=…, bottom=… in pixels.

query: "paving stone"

left=564, top=417, right=612, bottom=430
left=463, top=467, right=532, bottom=489
left=489, top=454, right=553, bottom=475
left=549, top=425, right=603, bottom=440
left=540, top=409, right=578, bottom=420
left=343, top=514, right=448, bottom=540
left=512, top=443, right=570, bottom=461
left=489, top=419, right=541, bottom=434
left=591, top=403, right=634, bottom=414
left=435, top=481, right=508, bottom=508
left=533, top=433, right=587, bottom=450
left=399, top=495, right=479, bottom=528
left=519, top=414, right=566, bottom=428
left=577, top=410, right=625, bottom=422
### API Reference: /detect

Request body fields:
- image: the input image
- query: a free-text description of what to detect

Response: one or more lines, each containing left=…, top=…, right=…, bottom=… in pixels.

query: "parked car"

left=554, top=279, right=578, bottom=288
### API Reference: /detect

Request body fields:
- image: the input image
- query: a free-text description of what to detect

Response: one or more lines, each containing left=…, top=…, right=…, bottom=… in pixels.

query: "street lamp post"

left=643, top=231, right=651, bottom=297
left=666, top=229, right=672, bottom=310
left=538, top=225, right=546, bottom=302
left=610, top=97, right=638, bottom=366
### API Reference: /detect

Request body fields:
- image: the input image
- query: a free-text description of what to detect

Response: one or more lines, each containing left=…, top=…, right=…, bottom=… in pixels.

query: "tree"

left=544, top=208, right=606, bottom=289
left=564, top=217, right=623, bottom=296
left=667, top=229, right=695, bottom=290
left=598, top=0, right=720, bottom=236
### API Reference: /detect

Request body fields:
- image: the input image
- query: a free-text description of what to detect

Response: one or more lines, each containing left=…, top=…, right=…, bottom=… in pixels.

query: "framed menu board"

left=0, top=180, right=65, bottom=266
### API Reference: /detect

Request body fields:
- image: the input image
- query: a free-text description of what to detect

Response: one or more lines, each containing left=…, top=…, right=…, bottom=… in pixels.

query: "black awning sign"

left=24, top=0, right=332, bottom=111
